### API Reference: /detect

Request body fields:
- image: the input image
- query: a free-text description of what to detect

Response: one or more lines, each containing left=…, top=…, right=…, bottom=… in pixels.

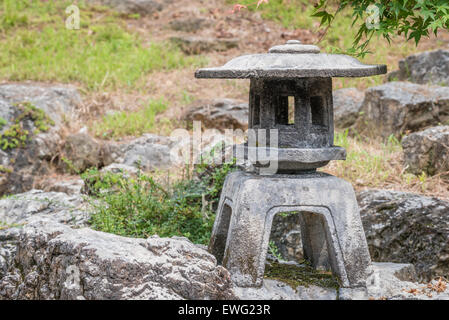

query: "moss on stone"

left=0, top=117, right=6, bottom=129
left=264, top=261, right=340, bottom=291
left=0, top=102, right=54, bottom=150
left=0, top=165, right=12, bottom=174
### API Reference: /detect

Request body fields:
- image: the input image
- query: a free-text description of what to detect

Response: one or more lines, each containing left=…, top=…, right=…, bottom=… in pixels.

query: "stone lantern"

left=195, top=40, right=386, bottom=290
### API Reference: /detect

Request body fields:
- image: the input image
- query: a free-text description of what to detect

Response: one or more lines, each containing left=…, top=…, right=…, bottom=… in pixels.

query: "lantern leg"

left=208, top=170, right=373, bottom=289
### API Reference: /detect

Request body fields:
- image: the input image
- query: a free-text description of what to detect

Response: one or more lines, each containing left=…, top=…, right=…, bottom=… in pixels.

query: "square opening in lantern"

left=288, top=96, right=295, bottom=125
left=253, top=95, right=260, bottom=125
left=275, top=95, right=295, bottom=126
left=310, top=96, right=326, bottom=127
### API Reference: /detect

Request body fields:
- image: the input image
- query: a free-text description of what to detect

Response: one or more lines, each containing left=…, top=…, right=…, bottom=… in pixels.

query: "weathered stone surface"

left=355, top=82, right=449, bottom=138
left=236, top=262, right=444, bottom=300
left=0, top=190, right=90, bottom=226
left=171, top=36, right=239, bottom=55
left=358, top=189, right=449, bottom=281
left=235, top=279, right=338, bottom=300
left=169, top=17, right=210, bottom=33
left=0, top=83, right=81, bottom=126
left=86, top=0, right=166, bottom=15
left=60, top=133, right=176, bottom=174
left=333, top=88, right=364, bottom=128
left=62, top=132, right=103, bottom=173
left=211, top=171, right=372, bottom=288
left=37, top=178, right=85, bottom=195
left=387, top=50, right=449, bottom=86
left=184, top=99, right=248, bottom=131
left=0, top=84, right=81, bottom=196
left=106, top=134, right=175, bottom=171
left=195, top=41, right=386, bottom=79
left=340, top=262, right=449, bottom=300
left=0, top=190, right=236, bottom=300
left=270, top=213, right=303, bottom=263
left=402, top=125, right=449, bottom=176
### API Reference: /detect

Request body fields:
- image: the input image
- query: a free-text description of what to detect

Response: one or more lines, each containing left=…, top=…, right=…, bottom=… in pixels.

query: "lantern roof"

left=195, top=40, right=387, bottom=79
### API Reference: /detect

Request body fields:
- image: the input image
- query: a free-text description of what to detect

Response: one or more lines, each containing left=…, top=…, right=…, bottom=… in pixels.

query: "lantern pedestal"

left=209, top=170, right=373, bottom=289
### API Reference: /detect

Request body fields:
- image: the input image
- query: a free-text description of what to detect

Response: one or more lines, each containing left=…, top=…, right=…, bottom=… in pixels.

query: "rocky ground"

left=1, top=0, right=449, bottom=300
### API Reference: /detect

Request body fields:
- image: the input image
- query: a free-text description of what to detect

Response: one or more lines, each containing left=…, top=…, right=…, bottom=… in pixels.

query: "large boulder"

left=0, top=190, right=236, bottom=300
left=388, top=50, right=449, bottom=86
left=104, top=133, right=175, bottom=171
left=354, top=82, right=449, bottom=139
left=358, top=189, right=449, bottom=281
left=402, top=126, right=449, bottom=176
left=62, top=132, right=103, bottom=173
left=0, top=84, right=81, bottom=196
left=332, top=88, right=364, bottom=128
left=184, top=99, right=248, bottom=131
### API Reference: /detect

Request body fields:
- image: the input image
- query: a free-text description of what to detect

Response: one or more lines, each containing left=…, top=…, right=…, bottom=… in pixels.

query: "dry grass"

left=324, top=130, right=449, bottom=200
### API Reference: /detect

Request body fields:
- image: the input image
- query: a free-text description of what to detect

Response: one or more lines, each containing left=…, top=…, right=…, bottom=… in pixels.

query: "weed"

left=0, top=102, right=54, bottom=150
left=83, top=162, right=235, bottom=244
left=268, top=240, right=284, bottom=261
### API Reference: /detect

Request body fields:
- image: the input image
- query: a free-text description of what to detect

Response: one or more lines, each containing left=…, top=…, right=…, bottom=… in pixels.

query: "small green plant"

left=0, top=165, right=12, bottom=174
left=83, top=162, right=235, bottom=244
left=0, top=117, right=7, bottom=129
left=60, top=156, right=80, bottom=175
left=268, top=240, right=284, bottom=261
left=93, top=98, right=168, bottom=139
left=0, top=102, right=54, bottom=150
left=0, top=220, right=23, bottom=230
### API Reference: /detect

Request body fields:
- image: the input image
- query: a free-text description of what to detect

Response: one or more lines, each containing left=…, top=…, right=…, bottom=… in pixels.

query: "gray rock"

left=402, top=125, right=449, bottom=175
left=62, top=132, right=103, bottom=173
left=100, top=163, right=139, bottom=175
left=40, top=179, right=85, bottom=195
left=108, top=134, right=175, bottom=171
left=357, top=189, right=449, bottom=281
left=61, top=133, right=176, bottom=174
left=333, top=88, right=364, bottom=128
left=86, top=0, right=165, bottom=15
left=0, top=190, right=236, bottom=300
left=170, top=36, right=239, bottom=55
left=234, top=279, right=338, bottom=300
left=235, top=262, right=438, bottom=300
left=367, top=262, right=449, bottom=300
left=169, top=17, right=210, bottom=33
left=0, top=84, right=81, bottom=196
left=0, top=83, right=81, bottom=126
left=387, top=50, right=449, bottom=86
left=184, top=99, right=249, bottom=131
left=355, top=82, right=449, bottom=138
left=0, top=189, right=90, bottom=229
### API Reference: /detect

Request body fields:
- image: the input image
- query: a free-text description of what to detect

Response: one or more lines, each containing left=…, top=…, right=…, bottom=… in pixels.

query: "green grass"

left=92, top=98, right=168, bottom=139
left=0, top=0, right=205, bottom=91
left=326, top=129, right=443, bottom=195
